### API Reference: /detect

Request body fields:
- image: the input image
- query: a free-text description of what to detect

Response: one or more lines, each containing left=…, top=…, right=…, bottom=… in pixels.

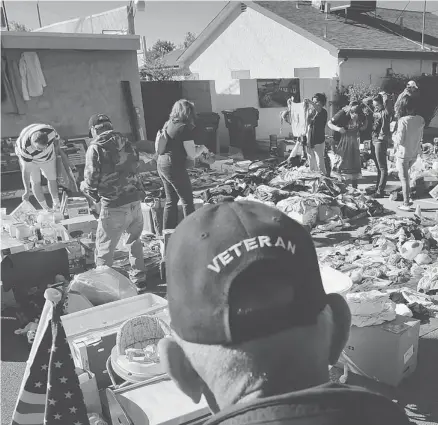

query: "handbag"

left=155, top=128, right=169, bottom=155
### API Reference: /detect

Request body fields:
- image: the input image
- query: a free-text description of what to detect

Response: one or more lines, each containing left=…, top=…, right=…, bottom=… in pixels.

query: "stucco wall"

left=189, top=7, right=338, bottom=81
left=210, top=78, right=334, bottom=149
left=1, top=49, right=145, bottom=139
left=340, top=58, right=437, bottom=88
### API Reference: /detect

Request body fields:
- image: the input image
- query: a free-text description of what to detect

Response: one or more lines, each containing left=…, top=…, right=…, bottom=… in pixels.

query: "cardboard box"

left=340, top=315, right=420, bottom=386
left=65, top=197, right=90, bottom=218
left=61, top=215, right=98, bottom=235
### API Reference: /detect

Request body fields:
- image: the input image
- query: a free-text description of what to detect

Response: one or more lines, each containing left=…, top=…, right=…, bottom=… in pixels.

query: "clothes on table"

left=19, top=52, right=46, bottom=101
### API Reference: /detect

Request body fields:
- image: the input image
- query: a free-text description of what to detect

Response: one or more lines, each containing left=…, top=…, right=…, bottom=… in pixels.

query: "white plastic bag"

left=276, top=196, right=319, bottom=227
left=400, top=240, right=423, bottom=261
left=409, top=157, right=426, bottom=185
left=346, top=290, right=396, bottom=327
left=68, top=266, right=138, bottom=306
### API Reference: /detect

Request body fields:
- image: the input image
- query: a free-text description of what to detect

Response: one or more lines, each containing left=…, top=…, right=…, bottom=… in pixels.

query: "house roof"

left=178, top=1, right=438, bottom=66
left=161, top=48, right=185, bottom=68
left=254, top=2, right=438, bottom=56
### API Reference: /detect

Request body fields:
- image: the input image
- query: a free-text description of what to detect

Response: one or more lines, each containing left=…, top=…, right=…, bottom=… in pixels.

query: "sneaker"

left=398, top=204, right=413, bottom=212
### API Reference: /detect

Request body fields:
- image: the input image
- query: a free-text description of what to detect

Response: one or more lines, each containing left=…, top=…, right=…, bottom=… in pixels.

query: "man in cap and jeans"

left=81, top=114, right=147, bottom=288
left=158, top=200, right=412, bottom=424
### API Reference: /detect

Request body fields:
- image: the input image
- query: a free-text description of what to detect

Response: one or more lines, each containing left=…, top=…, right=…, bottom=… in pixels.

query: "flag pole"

left=422, top=0, right=426, bottom=50
left=2, top=1, right=10, bottom=31
left=36, top=0, right=42, bottom=28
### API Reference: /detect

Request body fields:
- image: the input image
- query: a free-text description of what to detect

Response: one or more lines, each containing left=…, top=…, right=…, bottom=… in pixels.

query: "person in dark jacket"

left=157, top=99, right=209, bottom=230
left=158, top=201, right=412, bottom=425
left=371, top=94, right=391, bottom=198
left=306, top=93, right=328, bottom=176
left=81, top=114, right=146, bottom=287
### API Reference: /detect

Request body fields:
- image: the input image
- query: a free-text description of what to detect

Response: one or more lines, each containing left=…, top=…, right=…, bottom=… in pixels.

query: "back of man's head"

left=158, top=201, right=351, bottom=413
left=30, top=131, right=49, bottom=149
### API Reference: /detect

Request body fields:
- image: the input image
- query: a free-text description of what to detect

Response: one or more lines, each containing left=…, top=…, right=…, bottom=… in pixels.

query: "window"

left=433, top=62, right=437, bottom=76
left=230, top=70, right=251, bottom=79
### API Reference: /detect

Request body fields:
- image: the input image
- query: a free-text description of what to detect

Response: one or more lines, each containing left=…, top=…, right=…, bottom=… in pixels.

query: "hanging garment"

left=1, top=55, right=19, bottom=113
left=288, top=101, right=311, bottom=138
left=19, top=52, right=46, bottom=101
left=15, top=124, right=58, bottom=164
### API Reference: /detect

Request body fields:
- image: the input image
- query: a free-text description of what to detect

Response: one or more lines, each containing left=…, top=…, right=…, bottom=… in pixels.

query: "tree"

left=150, top=39, right=176, bottom=58
left=9, top=20, right=31, bottom=31
left=139, top=54, right=191, bottom=82
left=182, top=32, right=196, bottom=49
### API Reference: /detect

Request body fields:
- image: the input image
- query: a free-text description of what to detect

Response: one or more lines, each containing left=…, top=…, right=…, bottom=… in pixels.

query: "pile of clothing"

left=199, top=162, right=387, bottom=228
left=318, top=216, right=438, bottom=298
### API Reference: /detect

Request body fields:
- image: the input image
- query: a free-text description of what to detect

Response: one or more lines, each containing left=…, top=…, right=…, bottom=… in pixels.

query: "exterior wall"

left=1, top=49, right=145, bottom=139
left=189, top=7, right=338, bottom=81
left=340, top=57, right=437, bottom=87
left=33, top=6, right=129, bottom=34
left=210, top=78, right=334, bottom=149
left=340, top=57, right=438, bottom=127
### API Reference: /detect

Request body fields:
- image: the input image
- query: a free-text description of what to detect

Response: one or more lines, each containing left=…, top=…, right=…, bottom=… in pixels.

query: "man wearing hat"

left=158, top=200, right=412, bottom=424
left=395, top=80, right=420, bottom=120
left=81, top=114, right=146, bottom=287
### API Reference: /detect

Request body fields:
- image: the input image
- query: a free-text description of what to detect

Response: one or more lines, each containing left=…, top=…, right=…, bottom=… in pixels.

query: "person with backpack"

left=158, top=200, right=413, bottom=425
left=156, top=99, right=209, bottom=230
left=80, top=114, right=147, bottom=288
left=392, top=96, right=425, bottom=211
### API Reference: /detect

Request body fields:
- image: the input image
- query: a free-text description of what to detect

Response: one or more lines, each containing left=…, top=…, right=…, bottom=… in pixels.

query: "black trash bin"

left=222, top=107, right=259, bottom=156
left=195, top=112, right=221, bottom=153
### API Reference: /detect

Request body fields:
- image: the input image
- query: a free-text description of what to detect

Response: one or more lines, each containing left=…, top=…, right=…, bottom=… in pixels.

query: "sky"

left=3, top=0, right=438, bottom=47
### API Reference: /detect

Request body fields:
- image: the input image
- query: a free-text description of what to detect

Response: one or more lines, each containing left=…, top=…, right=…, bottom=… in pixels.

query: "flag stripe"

left=15, top=400, right=46, bottom=415
left=12, top=411, right=45, bottom=425
left=15, top=389, right=47, bottom=405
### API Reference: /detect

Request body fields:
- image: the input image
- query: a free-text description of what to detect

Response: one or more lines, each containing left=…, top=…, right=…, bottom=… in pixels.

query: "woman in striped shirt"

left=15, top=124, right=61, bottom=210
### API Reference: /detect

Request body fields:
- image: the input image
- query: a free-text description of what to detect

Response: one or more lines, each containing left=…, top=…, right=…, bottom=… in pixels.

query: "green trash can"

left=195, top=112, right=220, bottom=153
left=222, top=107, right=259, bottom=156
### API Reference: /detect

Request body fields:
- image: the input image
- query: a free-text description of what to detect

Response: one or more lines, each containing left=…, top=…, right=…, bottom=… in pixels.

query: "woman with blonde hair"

left=157, top=99, right=209, bottom=230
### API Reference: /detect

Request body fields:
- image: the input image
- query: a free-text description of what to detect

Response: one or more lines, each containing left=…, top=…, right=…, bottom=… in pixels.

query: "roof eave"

left=338, top=48, right=438, bottom=59
left=178, top=1, right=243, bottom=68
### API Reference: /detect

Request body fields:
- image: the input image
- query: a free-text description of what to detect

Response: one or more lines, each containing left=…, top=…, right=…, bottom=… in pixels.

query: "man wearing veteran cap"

left=81, top=114, right=146, bottom=288
left=158, top=201, right=411, bottom=424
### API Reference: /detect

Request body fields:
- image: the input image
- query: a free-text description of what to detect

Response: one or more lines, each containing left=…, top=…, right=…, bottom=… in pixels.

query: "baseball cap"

left=166, top=200, right=327, bottom=345
left=88, top=114, right=112, bottom=137
left=407, top=80, right=418, bottom=89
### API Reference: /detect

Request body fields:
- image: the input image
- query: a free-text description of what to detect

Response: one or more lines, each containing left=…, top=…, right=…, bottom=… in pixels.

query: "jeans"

left=95, top=200, right=145, bottom=283
left=371, top=140, right=388, bottom=194
left=396, top=157, right=416, bottom=204
left=307, top=142, right=327, bottom=176
left=157, top=155, right=195, bottom=230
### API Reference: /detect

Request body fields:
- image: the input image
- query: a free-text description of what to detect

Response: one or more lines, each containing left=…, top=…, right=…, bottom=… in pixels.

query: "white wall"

left=340, top=58, right=437, bottom=87
left=190, top=7, right=339, bottom=81
left=340, top=57, right=438, bottom=127
left=210, top=78, right=334, bottom=149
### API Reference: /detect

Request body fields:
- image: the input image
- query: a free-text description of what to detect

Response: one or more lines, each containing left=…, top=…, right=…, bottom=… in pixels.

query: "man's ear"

left=158, top=337, right=204, bottom=404
left=326, top=293, right=351, bottom=365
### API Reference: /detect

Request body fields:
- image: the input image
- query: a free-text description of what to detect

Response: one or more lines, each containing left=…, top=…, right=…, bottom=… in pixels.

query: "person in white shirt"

left=392, top=95, right=425, bottom=212
left=15, top=124, right=62, bottom=211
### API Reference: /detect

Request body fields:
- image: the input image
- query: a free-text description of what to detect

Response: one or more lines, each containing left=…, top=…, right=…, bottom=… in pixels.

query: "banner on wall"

left=257, top=79, right=300, bottom=108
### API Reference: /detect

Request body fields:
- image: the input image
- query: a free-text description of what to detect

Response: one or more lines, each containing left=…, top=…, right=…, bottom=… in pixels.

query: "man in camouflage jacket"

left=81, top=114, right=146, bottom=287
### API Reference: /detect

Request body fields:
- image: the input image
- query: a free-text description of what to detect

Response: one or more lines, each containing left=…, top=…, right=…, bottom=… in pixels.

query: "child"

left=392, top=96, right=425, bottom=211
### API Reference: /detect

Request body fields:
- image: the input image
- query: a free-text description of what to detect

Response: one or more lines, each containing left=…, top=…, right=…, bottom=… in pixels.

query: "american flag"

left=12, top=302, right=90, bottom=425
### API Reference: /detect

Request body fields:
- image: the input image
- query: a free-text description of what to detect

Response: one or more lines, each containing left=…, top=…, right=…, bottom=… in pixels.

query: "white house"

left=177, top=1, right=438, bottom=88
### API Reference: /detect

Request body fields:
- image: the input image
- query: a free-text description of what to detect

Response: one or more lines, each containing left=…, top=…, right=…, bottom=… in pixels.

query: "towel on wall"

left=19, top=52, right=46, bottom=101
